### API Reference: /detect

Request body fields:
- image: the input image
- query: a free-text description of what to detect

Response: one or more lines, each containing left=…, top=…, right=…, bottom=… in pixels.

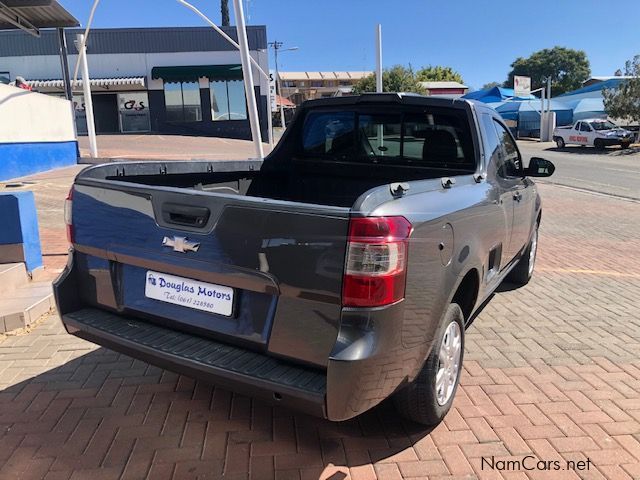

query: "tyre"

left=594, top=139, right=605, bottom=150
left=393, top=303, right=464, bottom=426
left=555, top=137, right=565, bottom=148
left=621, top=142, right=630, bottom=150
left=506, top=225, right=538, bottom=286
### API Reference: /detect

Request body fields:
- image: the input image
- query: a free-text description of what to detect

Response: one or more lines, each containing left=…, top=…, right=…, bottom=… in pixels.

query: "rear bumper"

left=54, top=252, right=421, bottom=422
left=61, top=307, right=327, bottom=417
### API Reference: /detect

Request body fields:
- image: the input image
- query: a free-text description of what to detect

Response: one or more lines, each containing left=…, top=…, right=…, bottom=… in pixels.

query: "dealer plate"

left=144, top=270, right=233, bottom=316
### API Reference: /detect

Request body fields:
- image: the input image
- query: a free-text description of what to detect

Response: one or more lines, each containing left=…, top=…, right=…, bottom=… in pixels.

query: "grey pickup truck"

left=54, top=94, right=554, bottom=425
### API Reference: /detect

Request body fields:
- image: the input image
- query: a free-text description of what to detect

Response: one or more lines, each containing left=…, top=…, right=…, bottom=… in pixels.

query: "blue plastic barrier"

left=0, top=191, right=43, bottom=272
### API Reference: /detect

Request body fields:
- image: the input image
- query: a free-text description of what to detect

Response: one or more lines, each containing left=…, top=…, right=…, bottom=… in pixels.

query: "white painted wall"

left=2, top=50, right=269, bottom=92
left=0, top=83, right=75, bottom=143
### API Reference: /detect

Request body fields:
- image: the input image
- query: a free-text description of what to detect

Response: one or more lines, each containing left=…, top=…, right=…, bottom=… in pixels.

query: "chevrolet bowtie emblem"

left=162, top=236, right=200, bottom=253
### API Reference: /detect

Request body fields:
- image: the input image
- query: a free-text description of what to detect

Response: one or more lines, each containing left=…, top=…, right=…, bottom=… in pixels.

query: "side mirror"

left=525, top=157, right=555, bottom=177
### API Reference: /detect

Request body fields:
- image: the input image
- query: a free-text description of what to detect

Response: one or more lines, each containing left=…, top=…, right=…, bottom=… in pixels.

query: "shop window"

left=72, top=94, right=87, bottom=135
left=210, top=79, right=247, bottom=121
left=118, top=92, right=150, bottom=132
left=164, top=81, right=202, bottom=122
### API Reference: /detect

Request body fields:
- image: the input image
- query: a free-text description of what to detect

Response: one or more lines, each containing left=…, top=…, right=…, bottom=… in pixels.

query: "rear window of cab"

left=300, top=108, right=476, bottom=171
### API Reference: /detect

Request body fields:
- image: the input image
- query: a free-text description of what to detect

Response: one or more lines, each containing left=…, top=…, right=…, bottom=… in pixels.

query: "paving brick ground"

left=77, top=135, right=273, bottom=161
left=1, top=164, right=640, bottom=479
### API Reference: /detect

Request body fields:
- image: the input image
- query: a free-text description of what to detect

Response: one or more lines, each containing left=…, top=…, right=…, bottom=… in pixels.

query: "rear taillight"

left=64, top=187, right=73, bottom=244
left=342, top=216, right=412, bottom=307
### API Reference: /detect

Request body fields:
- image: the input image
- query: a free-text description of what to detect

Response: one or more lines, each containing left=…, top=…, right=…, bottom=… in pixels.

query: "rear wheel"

left=555, top=137, right=565, bottom=148
left=594, top=139, right=605, bottom=150
left=506, top=226, right=538, bottom=286
left=621, top=142, right=630, bottom=150
left=393, top=303, right=464, bottom=426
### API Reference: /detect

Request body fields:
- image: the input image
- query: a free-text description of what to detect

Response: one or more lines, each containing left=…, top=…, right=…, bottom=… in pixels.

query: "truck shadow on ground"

left=0, top=347, right=434, bottom=478
left=544, top=145, right=640, bottom=156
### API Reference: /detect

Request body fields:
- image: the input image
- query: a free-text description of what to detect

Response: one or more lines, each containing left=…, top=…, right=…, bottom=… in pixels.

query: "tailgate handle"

left=161, top=203, right=210, bottom=228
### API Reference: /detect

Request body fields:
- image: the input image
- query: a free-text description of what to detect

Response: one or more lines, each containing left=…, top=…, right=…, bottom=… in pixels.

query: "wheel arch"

left=451, top=268, right=480, bottom=322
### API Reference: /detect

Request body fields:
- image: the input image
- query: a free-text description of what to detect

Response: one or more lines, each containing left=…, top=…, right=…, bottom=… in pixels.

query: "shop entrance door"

left=93, top=94, right=119, bottom=133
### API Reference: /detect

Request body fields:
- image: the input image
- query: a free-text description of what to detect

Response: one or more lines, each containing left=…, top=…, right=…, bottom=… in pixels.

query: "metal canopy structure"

left=0, top=1, right=79, bottom=105
left=27, top=76, right=147, bottom=91
left=0, top=1, right=79, bottom=37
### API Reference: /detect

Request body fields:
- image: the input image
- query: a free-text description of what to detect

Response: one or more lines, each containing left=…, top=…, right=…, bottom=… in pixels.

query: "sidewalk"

left=78, top=135, right=272, bottom=162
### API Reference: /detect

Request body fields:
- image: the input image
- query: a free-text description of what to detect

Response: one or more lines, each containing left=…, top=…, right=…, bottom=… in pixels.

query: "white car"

left=553, top=119, right=634, bottom=149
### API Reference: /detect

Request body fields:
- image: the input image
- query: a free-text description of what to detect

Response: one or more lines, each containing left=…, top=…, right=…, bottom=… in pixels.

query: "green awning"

left=151, top=65, right=243, bottom=82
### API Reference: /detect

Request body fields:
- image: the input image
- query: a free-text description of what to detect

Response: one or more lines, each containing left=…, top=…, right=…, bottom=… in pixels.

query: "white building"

left=0, top=26, right=270, bottom=139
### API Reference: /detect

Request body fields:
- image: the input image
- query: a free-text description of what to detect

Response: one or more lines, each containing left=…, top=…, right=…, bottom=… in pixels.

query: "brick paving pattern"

left=77, top=135, right=272, bottom=161
left=1, top=178, right=639, bottom=479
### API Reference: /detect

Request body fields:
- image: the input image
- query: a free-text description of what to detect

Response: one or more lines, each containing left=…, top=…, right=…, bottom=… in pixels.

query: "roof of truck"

left=301, top=93, right=478, bottom=109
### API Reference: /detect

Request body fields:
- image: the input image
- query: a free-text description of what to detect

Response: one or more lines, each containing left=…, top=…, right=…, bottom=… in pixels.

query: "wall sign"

left=514, top=76, right=531, bottom=97
left=118, top=93, right=150, bottom=132
left=269, top=69, right=277, bottom=112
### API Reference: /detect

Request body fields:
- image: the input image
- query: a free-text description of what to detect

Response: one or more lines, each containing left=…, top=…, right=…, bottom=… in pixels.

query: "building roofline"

left=0, top=25, right=267, bottom=34
left=0, top=25, right=268, bottom=57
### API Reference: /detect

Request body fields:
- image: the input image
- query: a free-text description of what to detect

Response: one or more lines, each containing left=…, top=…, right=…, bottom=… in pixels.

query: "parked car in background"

left=54, top=94, right=555, bottom=426
left=553, top=119, right=634, bottom=149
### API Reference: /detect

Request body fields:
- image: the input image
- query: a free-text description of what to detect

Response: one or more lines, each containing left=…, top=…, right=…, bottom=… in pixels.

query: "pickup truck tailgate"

left=64, top=181, right=350, bottom=366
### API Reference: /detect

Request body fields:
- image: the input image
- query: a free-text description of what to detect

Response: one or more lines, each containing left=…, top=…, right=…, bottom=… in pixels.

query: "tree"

left=480, top=81, right=501, bottom=90
left=221, top=0, right=230, bottom=26
left=416, top=65, right=464, bottom=84
left=505, top=47, right=591, bottom=95
left=351, top=65, right=426, bottom=95
left=603, top=55, right=640, bottom=128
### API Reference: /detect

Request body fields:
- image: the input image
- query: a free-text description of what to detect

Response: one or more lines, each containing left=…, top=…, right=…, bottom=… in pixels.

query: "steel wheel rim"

left=528, top=229, right=538, bottom=277
left=435, top=320, right=462, bottom=406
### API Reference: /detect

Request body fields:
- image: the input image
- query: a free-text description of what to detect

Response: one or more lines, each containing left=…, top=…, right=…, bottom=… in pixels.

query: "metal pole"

left=375, top=25, right=384, bottom=152
left=375, top=24, right=383, bottom=93
left=275, top=46, right=287, bottom=129
left=232, top=0, right=264, bottom=159
left=540, top=87, right=545, bottom=142
left=72, top=0, right=100, bottom=83
left=57, top=28, right=72, bottom=101
left=546, top=77, right=552, bottom=141
left=267, top=78, right=274, bottom=147
left=177, top=0, right=268, bottom=81
left=76, top=34, right=98, bottom=158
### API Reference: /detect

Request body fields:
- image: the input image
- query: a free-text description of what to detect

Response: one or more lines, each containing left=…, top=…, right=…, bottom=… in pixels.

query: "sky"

left=60, top=0, right=640, bottom=90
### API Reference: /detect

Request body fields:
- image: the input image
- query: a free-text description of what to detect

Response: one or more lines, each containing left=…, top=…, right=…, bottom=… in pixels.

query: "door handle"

left=161, top=203, right=210, bottom=228
left=513, top=191, right=522, bottom=202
